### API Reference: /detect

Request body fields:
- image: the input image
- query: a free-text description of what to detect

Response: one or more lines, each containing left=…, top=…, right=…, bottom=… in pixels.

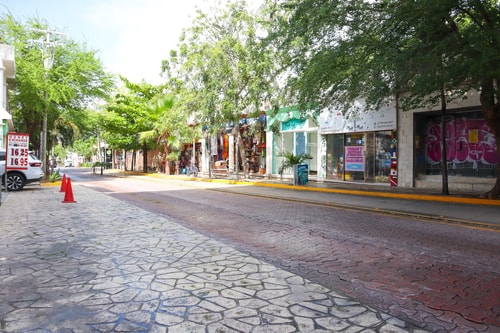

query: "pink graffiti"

left=425, top=117, right=498, bottom=165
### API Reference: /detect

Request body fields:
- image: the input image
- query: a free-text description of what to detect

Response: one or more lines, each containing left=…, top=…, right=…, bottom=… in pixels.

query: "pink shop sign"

left=345, top=146, right=365, bottom=171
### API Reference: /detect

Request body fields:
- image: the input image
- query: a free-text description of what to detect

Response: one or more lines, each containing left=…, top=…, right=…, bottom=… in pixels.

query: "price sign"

left=6, top=132, right=30, bottom=171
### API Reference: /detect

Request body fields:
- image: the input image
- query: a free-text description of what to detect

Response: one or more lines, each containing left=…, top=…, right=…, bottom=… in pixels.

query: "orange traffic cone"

left=62, top=177, right=76, bottom=203
left=59, top=173, right=67, bottom=192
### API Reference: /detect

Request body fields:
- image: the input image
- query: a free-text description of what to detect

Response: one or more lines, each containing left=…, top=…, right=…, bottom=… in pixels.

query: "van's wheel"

left=6, top=172, right=26, bottom=191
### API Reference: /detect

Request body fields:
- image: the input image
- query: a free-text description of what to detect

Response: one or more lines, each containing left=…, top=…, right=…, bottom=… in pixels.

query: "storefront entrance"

left=326, top=131, right=395, bottom=183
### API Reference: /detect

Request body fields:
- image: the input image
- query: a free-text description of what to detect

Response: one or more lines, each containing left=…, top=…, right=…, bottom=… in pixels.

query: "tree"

left=72, top=137, right=96, bottom=163
left=269, top=0, right=500, bottom=198
left=139, top=96, right=187, bottom=174
left=162, top=0, right=278, bottom=177
left=99, top=78, right=168, bottom=172
left=0, top=14, right=114, bottom=167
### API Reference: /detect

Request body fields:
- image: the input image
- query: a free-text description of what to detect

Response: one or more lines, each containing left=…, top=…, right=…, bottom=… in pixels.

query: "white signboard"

left=6, top=132, right=30, bottom=171
left=319, top=99, right=397, bottom=134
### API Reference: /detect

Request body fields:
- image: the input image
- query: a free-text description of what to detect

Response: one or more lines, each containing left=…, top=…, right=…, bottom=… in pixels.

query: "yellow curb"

left=253, top=182, right=500, bottom=206
left=41, top=181, right=61, bottom=187
left=103, top=171, right=500, bottom=207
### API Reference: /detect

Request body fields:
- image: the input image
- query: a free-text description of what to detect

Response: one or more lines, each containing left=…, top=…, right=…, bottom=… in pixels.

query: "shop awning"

left=267, top=105, right=317, bottom=130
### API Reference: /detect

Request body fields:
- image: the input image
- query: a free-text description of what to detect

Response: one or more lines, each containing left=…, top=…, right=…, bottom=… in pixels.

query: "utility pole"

left=29, top=29, right=65, bottom=177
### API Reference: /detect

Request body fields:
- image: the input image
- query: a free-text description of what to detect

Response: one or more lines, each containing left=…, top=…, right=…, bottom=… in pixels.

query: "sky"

left=0, top=0, right=240, bottom=84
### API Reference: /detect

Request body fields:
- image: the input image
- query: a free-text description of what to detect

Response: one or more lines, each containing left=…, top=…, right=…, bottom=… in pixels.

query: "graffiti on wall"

left=426, top=117, right=498, bottom=167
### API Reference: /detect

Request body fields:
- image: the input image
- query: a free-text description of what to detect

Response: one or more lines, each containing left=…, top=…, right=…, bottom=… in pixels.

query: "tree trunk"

left=479, top=79, right=500, bottom=199
left=131, top=150, right=136, bottom=171
left=143, top=143, right=148, bottom=173
left=239, top=135, right=249, bottom=178
left=440, top=87, right=449, bottom=195
left=232, top=124, right=247, bottom=179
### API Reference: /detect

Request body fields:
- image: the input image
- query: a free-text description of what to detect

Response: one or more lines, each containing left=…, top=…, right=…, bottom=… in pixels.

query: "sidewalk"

left=0, top=181, right=432, bottom=332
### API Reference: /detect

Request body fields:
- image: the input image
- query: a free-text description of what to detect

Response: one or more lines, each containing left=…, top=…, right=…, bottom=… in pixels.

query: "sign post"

left=5, top=132, right=30, bottom=192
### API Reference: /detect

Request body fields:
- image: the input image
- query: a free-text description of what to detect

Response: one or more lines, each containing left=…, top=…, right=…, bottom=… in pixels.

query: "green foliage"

left=270, top=0, right=500, bottom=196
left=0, top=14, right=114, bottom=151
left=97, top=78, right=188, bottom=173
left=162, top=0, right=279, bottom=130
left=72, top=137, right=96, bottom=161
left=278, top=151, right=312, bottom=175
left=48, top=169, right=61, bottom=182
left=166, top=151, right=180, bottom=162
left=139, top=95, right=186, bottom=154
left=269, top=0, right=500, bottom=112
left=98, top=78, right=162, bottom=151
left=53, top=144, right=67, bottom=162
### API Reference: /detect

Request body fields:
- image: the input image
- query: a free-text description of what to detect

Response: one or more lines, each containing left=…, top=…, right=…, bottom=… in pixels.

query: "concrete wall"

left=397, top=109, right=415, bottom=187
left=1, top=44, right=15, bottom=147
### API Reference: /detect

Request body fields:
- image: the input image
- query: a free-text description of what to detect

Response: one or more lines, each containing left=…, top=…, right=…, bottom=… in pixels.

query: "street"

left=75, top=169, right=499, bottom=332
left=0, top=168, right=498, bottom=332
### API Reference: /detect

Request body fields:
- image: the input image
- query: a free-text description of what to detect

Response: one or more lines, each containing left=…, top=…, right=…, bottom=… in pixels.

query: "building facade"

left=318, top=99, right=397, bottom=184
left=398, top=91, right=497, bottom=193
left=0, top=44, right=15, bottom=148
left=264, top=93, right=497, bottom=194
left=266, top=105, right=319, bottom=177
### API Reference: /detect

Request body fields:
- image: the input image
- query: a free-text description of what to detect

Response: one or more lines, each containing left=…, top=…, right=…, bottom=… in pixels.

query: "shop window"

left=375, top=131, right=394, bottom=182
left=295, top=132, right=305, bottom=156
left=326, top=134, right=344, bottom=179
left=307, top=132, right=318, bottom=173
left=422, top=112, right=498, bottom=177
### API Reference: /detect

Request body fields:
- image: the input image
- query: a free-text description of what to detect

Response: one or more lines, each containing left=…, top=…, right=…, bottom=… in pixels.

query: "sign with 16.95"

left=6, top=132, right=30, bottom=171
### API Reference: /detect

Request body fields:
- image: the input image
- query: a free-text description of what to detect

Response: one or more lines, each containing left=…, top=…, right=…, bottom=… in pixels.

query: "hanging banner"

left=6, top=132, right=30, bottom=171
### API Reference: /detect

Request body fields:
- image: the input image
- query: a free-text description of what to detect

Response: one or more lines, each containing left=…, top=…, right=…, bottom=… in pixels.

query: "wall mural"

left=425, top=117, right=498, bottom=169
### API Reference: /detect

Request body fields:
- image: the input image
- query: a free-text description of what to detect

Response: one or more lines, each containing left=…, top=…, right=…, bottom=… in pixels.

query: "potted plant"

left=278, top=151, right=313, bottom=184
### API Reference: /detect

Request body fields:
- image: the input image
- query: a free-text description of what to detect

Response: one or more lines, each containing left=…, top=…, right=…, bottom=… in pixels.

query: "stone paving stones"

left=0, top=186, right=428, bottom=332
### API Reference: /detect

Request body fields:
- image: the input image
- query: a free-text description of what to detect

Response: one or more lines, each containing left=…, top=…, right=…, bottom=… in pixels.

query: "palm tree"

left=139, top=97, right=185, bottom=173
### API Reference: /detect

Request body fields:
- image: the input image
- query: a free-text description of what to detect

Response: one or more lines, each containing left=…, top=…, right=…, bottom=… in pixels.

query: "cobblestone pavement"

left=95, top=176, right=498, bottom=333
left=0, top=185, right=429, bottom=332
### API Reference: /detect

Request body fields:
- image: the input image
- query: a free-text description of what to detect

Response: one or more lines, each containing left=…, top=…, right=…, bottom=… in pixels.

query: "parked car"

left=0, top=148, right=44, bottom=191
left=64, top=159, right=73, bottom=167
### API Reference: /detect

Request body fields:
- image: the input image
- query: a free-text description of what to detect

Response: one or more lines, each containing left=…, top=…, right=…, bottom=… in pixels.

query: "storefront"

left=180, top=142, right=201, bottom=173
left=324, top=131, right=396, bottom=182
left=319, top=99, right=397, bottom=183
left=199, top=113, right=267, bottom=176
left=266, top=106, right=319, bottom=176
left=394, top=88, right=498, bottom=192
left=414, top=109, right=498, bottom=179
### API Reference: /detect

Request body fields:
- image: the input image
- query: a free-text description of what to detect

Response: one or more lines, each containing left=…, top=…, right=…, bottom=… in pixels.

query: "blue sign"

left=297, top=164, right=309, bottom=185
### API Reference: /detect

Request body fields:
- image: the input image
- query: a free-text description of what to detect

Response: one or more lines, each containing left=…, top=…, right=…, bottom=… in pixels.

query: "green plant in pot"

left=278, top=151, right=312, bottom=176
